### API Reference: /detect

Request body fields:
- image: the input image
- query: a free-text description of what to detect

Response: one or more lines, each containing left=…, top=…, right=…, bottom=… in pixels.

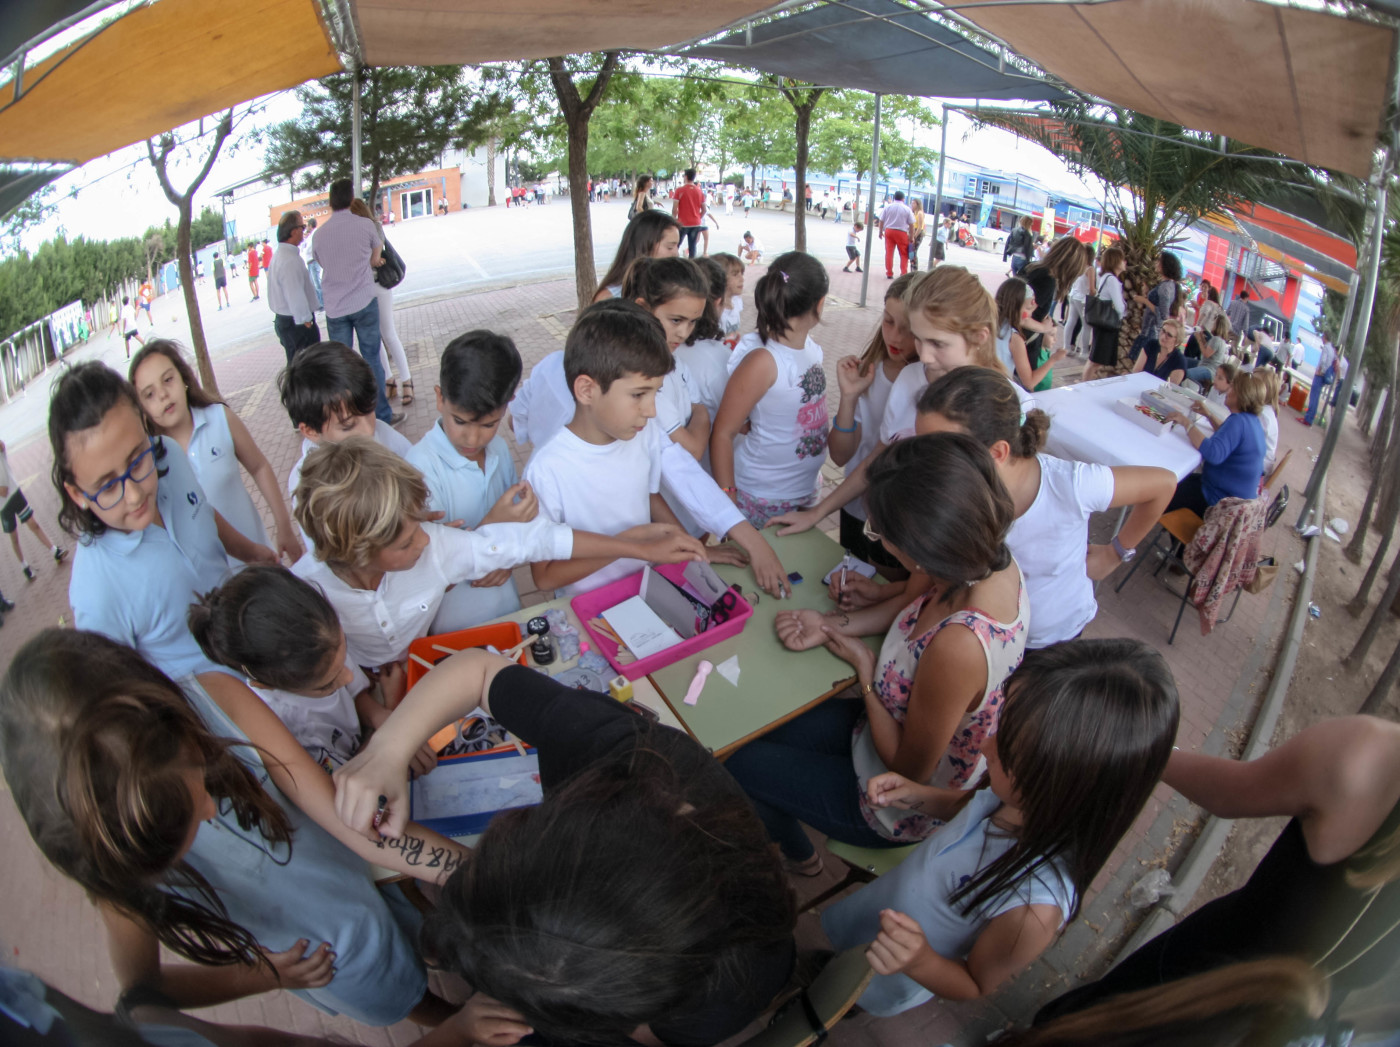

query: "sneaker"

left=388, top=411, right=407, bottom=427
left=0, top=598, right=15, bottom=613
left=53, top=547, right=67, bottom=563
left=23, top=565, right=35, bottom=581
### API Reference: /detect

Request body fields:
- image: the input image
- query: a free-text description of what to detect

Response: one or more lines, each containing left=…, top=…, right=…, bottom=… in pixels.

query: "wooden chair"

left=739, top=947, right=874, bottom=1047
left=803, top=839, right=920, bottom=912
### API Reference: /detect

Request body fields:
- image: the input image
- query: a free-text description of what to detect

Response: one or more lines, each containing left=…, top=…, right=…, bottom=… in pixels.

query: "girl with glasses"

left=50, top=362, right=276, bottom=678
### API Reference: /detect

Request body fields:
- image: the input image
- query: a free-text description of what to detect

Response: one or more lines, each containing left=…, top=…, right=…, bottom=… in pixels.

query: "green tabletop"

left=649, top=529, right=882, bottom=757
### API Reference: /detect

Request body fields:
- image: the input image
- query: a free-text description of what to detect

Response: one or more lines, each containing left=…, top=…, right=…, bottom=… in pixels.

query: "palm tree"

left=965, top=102, right=1310, bottom=370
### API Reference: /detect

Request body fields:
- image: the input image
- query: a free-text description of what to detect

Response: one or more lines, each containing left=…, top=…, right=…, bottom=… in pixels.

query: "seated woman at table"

left=1133, top=318, right=1190, bottom=384
left=723, top=433, right=1028, bottom=875
left=1162, top=367, right=1267, bottom=517
left=330, top=647, right=797, bottom=1047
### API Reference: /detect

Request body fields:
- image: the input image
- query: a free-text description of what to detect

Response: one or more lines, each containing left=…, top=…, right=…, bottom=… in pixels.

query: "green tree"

left=769, top=77, right=826, bottom=252
left=723, top=83, right=794, bottom=190
left=260, top=66, right=470, bottom=209
left=454, top=88, right=533, bottom=207
left=809, top=92, right=938, bottom=215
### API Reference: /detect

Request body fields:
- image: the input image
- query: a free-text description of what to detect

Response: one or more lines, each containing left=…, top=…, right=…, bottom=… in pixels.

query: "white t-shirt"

left=524, top=421, right=742, bottom=595
left=675, top=339, right=731, bottom=418
left=511, top=350, right=575, bottom=452
left=719, top=295, right=743, bottom=341
left=879, top=362, right=931, bottom=443
left=845, top=363, right=899, bottom=523
left=1005, top=454, right=1116, bottom=648
left=741, top=237, right=764, bottom=255
left=654, top=357, right=700, bottom=436
left=729, top=336, right=829, bottom=503
left=254, top=661, right=369, bottom=772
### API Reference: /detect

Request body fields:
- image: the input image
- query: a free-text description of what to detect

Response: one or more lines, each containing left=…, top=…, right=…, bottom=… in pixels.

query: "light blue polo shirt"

left=405, top=421, right=522, bottom=630
left=69, top=437, right=230, bottom=678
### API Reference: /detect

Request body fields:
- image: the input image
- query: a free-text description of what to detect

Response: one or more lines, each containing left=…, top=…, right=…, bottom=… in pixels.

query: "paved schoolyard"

left=0, top=235, right=1321, bottom=1044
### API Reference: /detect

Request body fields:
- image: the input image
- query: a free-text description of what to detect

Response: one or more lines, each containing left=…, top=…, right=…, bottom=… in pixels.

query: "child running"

left=191, top=565, right=438, bottom=777
left=843, top=222, right=865, bottom=272
left=821, top=638, right=1179, bottom=1016
left=711, top=252, right=830, bottom=528
left=52, top=363, right=275, bottom=678
left=406, top=330, right=537, bottom=632
left=130, top=340, right=302, bottom=563
left=0, top=437, right=67, bottom=583
left=0, top=628, right=465, bottom=1027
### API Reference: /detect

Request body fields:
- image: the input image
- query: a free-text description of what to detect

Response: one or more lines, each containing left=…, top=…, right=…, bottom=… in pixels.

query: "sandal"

left=400, top=379, right=414, bottom=406
left=385, top=378, right=398, bottom=399
left=783, top=853, right=825, bottom=878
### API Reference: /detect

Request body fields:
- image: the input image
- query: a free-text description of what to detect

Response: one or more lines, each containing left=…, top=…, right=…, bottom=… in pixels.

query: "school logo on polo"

left=187, top=491, right=199, bottom=506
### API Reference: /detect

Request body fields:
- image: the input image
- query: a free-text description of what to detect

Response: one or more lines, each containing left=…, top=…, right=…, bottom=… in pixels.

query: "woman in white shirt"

left=1082, top=245, right=1127, bottom=382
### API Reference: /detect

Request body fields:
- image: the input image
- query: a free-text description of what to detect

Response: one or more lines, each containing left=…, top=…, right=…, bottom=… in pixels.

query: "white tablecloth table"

left=1025, top=372, right=1203, bottom=482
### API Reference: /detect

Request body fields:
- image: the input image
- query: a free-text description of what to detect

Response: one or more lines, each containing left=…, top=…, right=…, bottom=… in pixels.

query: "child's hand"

left=820, top=626, right=876, bottom=684
left=746, top=540, right=789, bottom=599
left=774, top=609, right=832, bottom=651
left=482, top=482, right=539, bottom=526
left=1085, top=543, right=1122, bottom=581
left=448, top=993, right=532, bottom=1047
left=275, top=526, right=305, bottom=564
left=706, top=542, right=750, bottom=568
left=867, top=910, right=931, bottom=977
left=471, top=567, right=514, bottom=588
left=1049, top=347, right=1068, bottom=367
left=866, top=772, right=925, bottom=810
left=424, top=509, right=467, bottom=529
left=333, top=740, right=410, bottom=841
left=837, top=355, right=876, bottom=399
left=247, top=543, right=279, bottom=566
left=767, top=507, right=820, bottom=536
left=377, top=660, right=407, bottom=709
left=828, top=572, right=883, bottom=611
left=408, top=741, right=437, bottom=780
left=636, top=529, right=708, bottom=566
left=264, top=939, right=335, bottom=989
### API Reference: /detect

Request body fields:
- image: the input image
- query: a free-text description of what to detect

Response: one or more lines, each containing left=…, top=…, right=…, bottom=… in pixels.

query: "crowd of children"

left=3, top=211, right=1393, bottom=1047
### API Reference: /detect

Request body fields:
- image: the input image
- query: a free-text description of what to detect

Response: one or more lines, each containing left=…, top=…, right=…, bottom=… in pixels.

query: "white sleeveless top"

left=186, top=404, right=267, bottom=555
left=728, top=336, right=830, bottom=502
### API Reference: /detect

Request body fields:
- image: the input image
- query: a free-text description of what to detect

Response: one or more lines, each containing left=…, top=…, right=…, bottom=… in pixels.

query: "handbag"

left=1084, top=293, right=1122, bottom=331
left=375, top=237, right=406, bottom=289
left=1243, top=556, right=1278, bottom=594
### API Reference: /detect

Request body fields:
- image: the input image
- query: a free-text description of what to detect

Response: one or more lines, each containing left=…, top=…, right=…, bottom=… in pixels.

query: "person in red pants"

left=876, top=191, right=914, bottom=278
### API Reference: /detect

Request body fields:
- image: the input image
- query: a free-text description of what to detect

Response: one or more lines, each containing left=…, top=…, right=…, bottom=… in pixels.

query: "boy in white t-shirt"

left=739, top=232, right=764, bottom=266
left=523, top=299, right=789, bottom=598
left=843, top=223, right=865, bottom=273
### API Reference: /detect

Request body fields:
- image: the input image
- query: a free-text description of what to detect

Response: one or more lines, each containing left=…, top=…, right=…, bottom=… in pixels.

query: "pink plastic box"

left=571, top=563, right=753, bottom=680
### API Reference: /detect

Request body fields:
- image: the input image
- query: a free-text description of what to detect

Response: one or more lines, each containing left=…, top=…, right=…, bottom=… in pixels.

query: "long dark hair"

left=918, top=366, right=1049, bottom=460
left=620, top=255, right=708, bottom=309
left=1025, top=237, right=1085, bottom=297
left=425, top=744, right=796, bottom=1045
left=754, top=251, right=828, bottom=343
left=128, top=340, right=223, bottom=437
left=189, top=566, right=343, bottom=690
left=689, top=256, right=727, bottom=343
left=595, top=211, right=682, bottom=296
left=49, top=361, right=169, bottom=540
left=952, top=638, right=1179, bottom=925
left=0, top=629, right=293, bottom=970
left=864, top=432, right=1014, bottom=599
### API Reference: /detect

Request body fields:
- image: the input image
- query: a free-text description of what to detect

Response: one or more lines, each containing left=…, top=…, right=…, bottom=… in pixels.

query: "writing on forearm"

left=376, top=830, right=468, bottom=879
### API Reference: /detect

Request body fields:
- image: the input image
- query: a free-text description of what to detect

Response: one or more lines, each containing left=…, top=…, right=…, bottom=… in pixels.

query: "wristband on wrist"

left=831, top=421, right=857, bottom=433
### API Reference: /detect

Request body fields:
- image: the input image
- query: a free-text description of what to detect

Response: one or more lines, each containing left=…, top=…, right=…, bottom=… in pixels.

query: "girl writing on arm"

left=724, top=433, right=1028, bottom=875
left=0, top=629, right=468, bottom=1027
left=52, top=363, right=276, bottom=679
left=834, top=367, right=1176, bottom=648
left=822, top=638, right=1179, bottom=1016
left=710, top=251, right=831, bottom=528
left=130, top=341, right=302, bottom=564
left=768, top=265, right=1003, bottom=539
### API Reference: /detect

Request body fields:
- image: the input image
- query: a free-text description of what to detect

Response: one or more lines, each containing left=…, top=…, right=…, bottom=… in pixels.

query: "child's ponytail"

left=190, top=566, right=343, bottom=690
left=917, top=366, right=1049, bottom=460
left=754, top=252, right=829, bottom=343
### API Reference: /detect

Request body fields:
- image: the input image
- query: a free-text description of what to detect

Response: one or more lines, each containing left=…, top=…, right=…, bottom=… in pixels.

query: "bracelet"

left=859, top=681, right=874, bottom=697
left=831, top=421, right=857, bottom=433
left=721, top=486, right=737, bottom=494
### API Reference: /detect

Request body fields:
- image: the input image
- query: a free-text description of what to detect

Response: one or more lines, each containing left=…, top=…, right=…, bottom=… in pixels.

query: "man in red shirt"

left=670, top=168, right=707, bottom=258
left=246, top=243, right=261, bottom=300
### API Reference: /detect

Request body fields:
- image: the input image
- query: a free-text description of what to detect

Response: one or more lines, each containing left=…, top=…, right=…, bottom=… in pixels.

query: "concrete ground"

left=0, top=199, right=1323, bottom=1044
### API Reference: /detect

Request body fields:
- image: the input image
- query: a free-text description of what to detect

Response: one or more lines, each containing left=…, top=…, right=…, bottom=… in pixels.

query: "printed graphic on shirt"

left=795, top=364, right=830, bottom=460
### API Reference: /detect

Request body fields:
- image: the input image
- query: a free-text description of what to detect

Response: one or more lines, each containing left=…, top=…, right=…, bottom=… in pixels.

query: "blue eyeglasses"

left=80, top=438, right=159, bottom=511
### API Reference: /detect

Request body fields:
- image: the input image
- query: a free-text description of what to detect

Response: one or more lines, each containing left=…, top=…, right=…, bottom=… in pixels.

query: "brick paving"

left=0, top=256, right=1322, bottom=1043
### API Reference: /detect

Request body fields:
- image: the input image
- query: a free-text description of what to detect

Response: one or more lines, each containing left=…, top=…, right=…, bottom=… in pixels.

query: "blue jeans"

left=327, top=296, right=393, bottom=422
left=724, top=698, right=902, bottom=861
left=1304, top=367, right=1334, bottom=424
left=308, top=261, right=324, bottom=310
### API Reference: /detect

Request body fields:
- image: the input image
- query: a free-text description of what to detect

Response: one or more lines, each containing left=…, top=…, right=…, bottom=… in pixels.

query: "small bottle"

left=527, top=615, right=556, bottom=666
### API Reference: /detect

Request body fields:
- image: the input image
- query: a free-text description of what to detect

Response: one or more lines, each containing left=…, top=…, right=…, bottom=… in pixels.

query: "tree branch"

left=580, top=51, right=621, bottom=115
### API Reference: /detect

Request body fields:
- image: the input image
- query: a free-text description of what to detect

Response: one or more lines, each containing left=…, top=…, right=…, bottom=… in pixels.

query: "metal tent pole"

left=931, top=103, right=947, bottom=267
left=351, top=60, right=364, bottom=201
left=859, top=94, right=882, bottom=308
left=1297, top=160, right=1390, bottom=527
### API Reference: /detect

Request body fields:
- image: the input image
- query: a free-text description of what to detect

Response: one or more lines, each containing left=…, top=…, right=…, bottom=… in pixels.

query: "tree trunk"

left=1347, top=458, right=1400, bottom=614
left=793, top=103, right=813, bottom=253
left=1359, top=630, right=1400, bottom=714
left=1346, top=547, right=1400, bottom=669
left=486, top=136, right=498, bottom=206
left=1348, top=369, right=1400, bottom=564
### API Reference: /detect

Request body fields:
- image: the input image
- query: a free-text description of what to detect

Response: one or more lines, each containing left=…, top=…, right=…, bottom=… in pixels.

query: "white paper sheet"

left=412, top=753, right=542, bottom=821
left=601, top=595, right=684, bottom=659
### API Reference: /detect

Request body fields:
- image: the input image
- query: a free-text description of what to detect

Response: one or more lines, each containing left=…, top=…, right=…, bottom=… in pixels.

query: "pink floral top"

left=851, top=564, right=1029, bottom=842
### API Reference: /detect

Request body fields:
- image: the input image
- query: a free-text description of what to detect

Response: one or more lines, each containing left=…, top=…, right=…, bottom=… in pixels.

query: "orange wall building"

left=269, top=167, right=463, bottom=228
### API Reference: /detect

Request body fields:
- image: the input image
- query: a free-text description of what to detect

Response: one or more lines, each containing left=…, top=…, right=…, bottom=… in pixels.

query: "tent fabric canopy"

left=352, top=0, right=779, bottom=66
left=0, top=165, right=70, bottom=221
left=681, top=0, right=1069, bottom=99
left=950, top=0, right=1395, bottom=179
left=0, top=0, right=342, bottom=165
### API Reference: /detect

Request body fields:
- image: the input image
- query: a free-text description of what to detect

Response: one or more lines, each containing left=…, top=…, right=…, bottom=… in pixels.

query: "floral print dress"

left=850, top=564, right=1030, bottom=842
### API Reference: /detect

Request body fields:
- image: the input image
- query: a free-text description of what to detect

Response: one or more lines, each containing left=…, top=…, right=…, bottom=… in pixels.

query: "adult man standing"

left=875, top=190, right=914, bottom=278
left=1226, top=288, right=1250, bottom=346
left=1300, top=332, right=1338, bottom=427
left=671, top=169, right=707, bottom=258
left=211, top=251, right=230, bottom=311
left=267, top=210, right=322, bottom=363
left=312, top=178, right=400, bottom=425
left=246, top=243, right=261, bottom=301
